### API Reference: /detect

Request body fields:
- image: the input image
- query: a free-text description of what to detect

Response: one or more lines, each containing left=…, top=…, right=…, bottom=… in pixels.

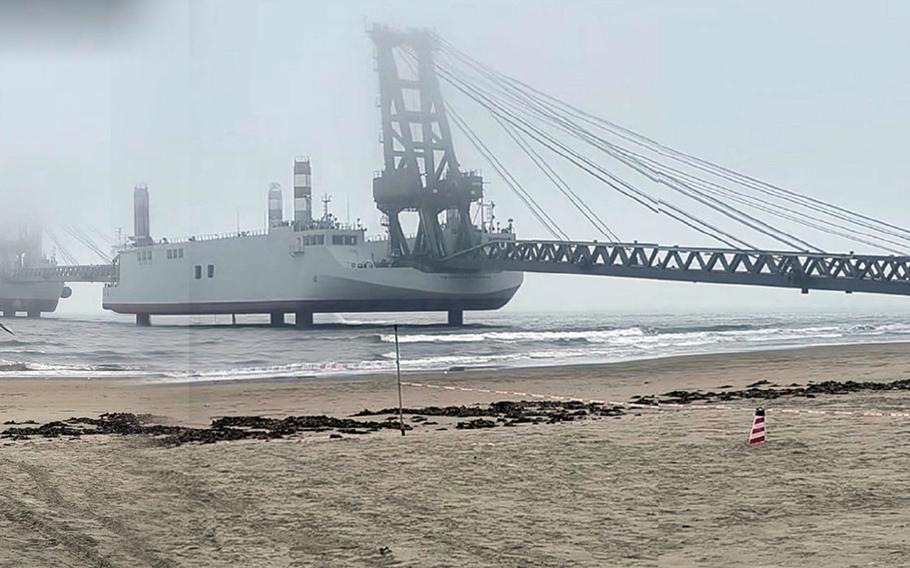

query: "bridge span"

left=13, top=240, right=910, bottom=302
left=439, top=240, right=910, bottom=297
left=8, top=264, right=114, bottom=284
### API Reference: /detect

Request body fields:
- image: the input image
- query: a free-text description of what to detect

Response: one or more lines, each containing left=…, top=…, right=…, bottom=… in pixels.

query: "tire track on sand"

left=8, top=459, right=177, bottom=568
left=1, top=496, right=117, bottom=568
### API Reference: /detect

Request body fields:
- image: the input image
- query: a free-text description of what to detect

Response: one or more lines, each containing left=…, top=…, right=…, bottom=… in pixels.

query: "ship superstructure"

left=102, top=163, right=521, bottom=326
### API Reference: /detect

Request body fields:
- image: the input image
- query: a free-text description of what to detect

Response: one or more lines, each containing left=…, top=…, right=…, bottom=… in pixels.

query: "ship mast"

left=321, top=194, right=332, bottom=225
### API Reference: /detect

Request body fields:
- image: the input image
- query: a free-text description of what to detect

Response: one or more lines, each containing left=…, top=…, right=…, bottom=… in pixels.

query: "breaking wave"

left=3, top=312, right=910, bottom=381
left=378, top=323, right=910, bottom=348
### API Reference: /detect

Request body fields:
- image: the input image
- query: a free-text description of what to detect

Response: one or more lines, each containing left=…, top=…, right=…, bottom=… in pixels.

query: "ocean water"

left=2, top=310, right=910, bottom=383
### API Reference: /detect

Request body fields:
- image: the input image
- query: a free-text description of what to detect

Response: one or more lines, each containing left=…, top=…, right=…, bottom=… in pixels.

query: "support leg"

left=295, top=311, right=313, bottom=328
left=26, top=311, right=40, bottom=319
left=270, top=312, right=285, bottom=326
left=136, top=313, right=151, bottom=326
left=447, top=309, right=464, bottom=327
left=1, top=310, right=12, bottom=318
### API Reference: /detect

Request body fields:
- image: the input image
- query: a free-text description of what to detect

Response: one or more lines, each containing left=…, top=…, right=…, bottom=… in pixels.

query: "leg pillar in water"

left=270, top=312, right=285, bottom=326
left=26, top=310, right=40, bottom=319
left=447, top=309, right=464, bottom=327
left=1, top=310, right=13, bottom=318
left=295, top=311, right=313, bottom=328
left=136, top=313, right=151, bottom=326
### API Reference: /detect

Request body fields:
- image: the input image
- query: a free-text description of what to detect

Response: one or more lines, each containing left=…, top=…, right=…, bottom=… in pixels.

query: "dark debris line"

left=639, top=378, right=910, bottom=406
left=0, top=413, right=406, bottom=446
left=3, top=379, right=909, bottom=446
left=355, top=399, right=625, bottom=429
left=0, top=401, right=623, bottom=447
left=0, top=400, right=626, bottom=446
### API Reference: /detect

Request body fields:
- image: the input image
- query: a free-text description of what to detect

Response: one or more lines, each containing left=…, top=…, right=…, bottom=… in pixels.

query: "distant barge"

left=1, top=228, right=70, bottom=318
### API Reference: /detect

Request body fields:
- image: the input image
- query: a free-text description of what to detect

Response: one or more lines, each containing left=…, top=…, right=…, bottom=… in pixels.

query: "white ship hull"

left=102, top=226, right=522, bottom=317
left=0, top=280, right=64, bottom=316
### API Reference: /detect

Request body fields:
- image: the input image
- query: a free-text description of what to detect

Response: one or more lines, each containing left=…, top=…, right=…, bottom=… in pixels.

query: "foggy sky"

left=2, top=0, right=909, bottom=315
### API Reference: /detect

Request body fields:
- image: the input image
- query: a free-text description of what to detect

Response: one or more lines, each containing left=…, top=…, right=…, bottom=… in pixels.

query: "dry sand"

left=2, top=342, right=910, bottom=567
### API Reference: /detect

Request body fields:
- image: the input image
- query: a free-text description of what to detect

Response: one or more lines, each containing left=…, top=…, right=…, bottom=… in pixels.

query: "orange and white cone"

left=747, top=407, right=767, bottom=446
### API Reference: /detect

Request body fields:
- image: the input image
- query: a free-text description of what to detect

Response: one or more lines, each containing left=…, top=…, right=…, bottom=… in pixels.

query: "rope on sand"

left=401, top=381, right=910, bottom=420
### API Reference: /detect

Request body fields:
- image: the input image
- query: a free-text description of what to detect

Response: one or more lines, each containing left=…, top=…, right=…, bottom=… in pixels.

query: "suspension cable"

left=436, top=37, right=910, bottom=249
left=435, top=52, right=821, bottom=252
left=447, top=105, right=569, bottom=240
left=494, top=114, right=620, bottom=242
left=433, top=60, right=758, bottom=249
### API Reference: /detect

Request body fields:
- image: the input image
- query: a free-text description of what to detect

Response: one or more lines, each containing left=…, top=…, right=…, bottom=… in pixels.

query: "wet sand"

left=2, top=342, right=910, bottom=567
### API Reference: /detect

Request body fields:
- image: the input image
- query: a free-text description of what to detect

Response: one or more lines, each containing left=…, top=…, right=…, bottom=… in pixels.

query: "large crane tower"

left=370, top=25, right=484, bottom=261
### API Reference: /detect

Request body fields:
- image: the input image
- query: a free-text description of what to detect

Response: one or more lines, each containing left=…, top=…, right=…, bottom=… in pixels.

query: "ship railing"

left=326, top=223, right=366, bottom=232
left=187, top=229, right=270, bottom=242
left=119, top=228, right=272, bottom=248
left=364, top=232, right=418, bottom=243
left=295, top=222, right=366, bottom=232
left=180, top=228, right=271, bottom=243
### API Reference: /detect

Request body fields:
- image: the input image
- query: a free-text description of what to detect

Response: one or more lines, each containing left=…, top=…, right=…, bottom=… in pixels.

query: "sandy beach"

left=3, top=342, right=910, bottom=567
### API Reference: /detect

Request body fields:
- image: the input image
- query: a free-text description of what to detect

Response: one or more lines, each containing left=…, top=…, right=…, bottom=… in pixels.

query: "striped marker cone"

left=748, top=407, right=767, bottom=446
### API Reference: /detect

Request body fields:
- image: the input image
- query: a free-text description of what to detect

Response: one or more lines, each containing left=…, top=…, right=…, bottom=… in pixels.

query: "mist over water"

left=2, top=310, right=910, bottom=382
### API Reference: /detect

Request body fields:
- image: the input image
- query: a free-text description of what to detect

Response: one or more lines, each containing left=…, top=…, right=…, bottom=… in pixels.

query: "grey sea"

left=3, top=308, right=910, bottom=382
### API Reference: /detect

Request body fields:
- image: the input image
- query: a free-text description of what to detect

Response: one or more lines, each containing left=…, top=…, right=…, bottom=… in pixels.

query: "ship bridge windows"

left=331, top=235, right=358, bottom=246
left=166, top=248, right=185, bottom=260
left=298, top=233, right=355, bottom=246
left=194, top=265, right=202, bottom=279
left=138, top=249, right=153, bottom=264
left=207, top=264, right=215, bottom=278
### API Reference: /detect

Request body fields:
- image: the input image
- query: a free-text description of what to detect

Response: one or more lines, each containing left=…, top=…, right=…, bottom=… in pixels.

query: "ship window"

left=344, top=235, right=357, bottom=245
left=178, top=249, right=184, bottom=258
left=332, top=235, right=345, bottom=245
left=194, top=265, right=202, bottom=279
left=167, top=250, right=173, bottom=259
left=207, top=264, right=215, bottom=278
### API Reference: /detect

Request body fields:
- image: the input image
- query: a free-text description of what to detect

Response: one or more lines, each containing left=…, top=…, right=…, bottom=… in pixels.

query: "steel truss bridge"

left=439, top=241, right=910, bottom=296
left=15, top=244, right=910, bottom=298
left=7, top=264, right=113, bottom=284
